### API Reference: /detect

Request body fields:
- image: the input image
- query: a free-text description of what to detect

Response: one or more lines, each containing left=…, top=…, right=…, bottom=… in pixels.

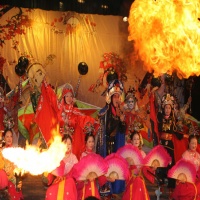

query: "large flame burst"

left=2, top=135, right=67, bottom=175
left=128, top=0, right=200, bottom=78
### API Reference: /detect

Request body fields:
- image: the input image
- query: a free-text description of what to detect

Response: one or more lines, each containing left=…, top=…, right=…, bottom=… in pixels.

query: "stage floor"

left=21, top=174, right=169, bottom=200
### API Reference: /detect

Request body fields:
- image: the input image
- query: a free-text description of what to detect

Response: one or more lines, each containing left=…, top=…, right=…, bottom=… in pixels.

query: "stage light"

left=123, top=16, right=128, bottom=22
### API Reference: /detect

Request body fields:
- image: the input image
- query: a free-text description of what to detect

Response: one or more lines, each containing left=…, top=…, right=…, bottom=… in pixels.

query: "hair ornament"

left=3, top=114, right=14, bottom=129
left=161, top=93, right=175, bottom=108
left=106, top=79, right=124, bottom=104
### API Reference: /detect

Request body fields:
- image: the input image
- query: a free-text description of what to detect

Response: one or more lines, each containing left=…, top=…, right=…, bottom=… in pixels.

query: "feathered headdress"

left=161, top=93, right=175, bottom=108
left=72, top=153, right=108, bottom=181
left=116, top=144, right=144, bottom=166
left=168, top=159, right=196, bottom=183
left=106, top=79, right=124, bottom=104
left=105, top=153, right=130, bottom=181
left=143, top=145, right=171, bottom=168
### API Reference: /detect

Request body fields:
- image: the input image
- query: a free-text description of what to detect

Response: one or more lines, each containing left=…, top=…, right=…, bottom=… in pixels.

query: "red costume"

left=45, top=177, right=77, bottom=200
left=58, top=103, right=98, bottom=160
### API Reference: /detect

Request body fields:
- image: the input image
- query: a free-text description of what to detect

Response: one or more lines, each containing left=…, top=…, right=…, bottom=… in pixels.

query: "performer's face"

left=4, top=130, right=13, bottom=147
left=64, top=138, right=72, bottom=153
left=112, top=93, right=120, bottom=108
left=132, top=133, right=140, bottom=148
left=28, top=64, right=46, bottom=88
left=86, top=136, right=95, bottom=151
left=127, top=97, right=135, bottom=110
left=164, top=104, right=172, bottom=116
left=151, top=159, right=160, bottom=171
left=189, top=138, right=197, bottom=151
left=64, top=92, right=73, bottom=105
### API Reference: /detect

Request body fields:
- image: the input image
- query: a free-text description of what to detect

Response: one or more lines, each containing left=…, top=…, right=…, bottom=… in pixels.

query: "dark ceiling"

left=1, top=0, right=133, bottom=16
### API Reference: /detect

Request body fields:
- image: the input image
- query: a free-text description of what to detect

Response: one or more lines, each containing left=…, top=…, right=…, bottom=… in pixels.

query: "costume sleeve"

left=118, top=120, right=126, bottom=133
left=174, top=131, right=184, bottom=140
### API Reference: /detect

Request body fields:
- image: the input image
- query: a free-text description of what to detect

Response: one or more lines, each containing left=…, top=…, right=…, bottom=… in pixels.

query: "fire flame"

left=128, top=0, right=200, bottom=78
left=2, top=135, right=67, bottom=175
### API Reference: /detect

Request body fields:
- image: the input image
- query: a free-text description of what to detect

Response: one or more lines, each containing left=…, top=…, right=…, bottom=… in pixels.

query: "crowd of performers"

left=0, top=71, right=200, bottom=200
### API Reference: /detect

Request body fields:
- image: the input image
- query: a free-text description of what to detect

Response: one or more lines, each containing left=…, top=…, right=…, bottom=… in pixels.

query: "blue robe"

left=96, top=104, right=126, bottom=194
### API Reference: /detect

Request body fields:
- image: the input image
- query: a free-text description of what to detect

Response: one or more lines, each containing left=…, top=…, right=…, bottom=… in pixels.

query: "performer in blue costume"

left=96, top=79, right=126, bottom=196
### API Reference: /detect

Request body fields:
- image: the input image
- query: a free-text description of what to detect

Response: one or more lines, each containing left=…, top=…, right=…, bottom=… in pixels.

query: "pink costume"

left=45, top=177, right=77, bottom=200
left=62, top=152, right=78, bottom=176
left=182, top=150, right=200, bottom=171
left=182, top=150, right=200, bottom=199
left=122, top=149, right=150, bottom=200
left=76, top=151, right=103, bottom=200
left=45, top=152, right=78, bottom=200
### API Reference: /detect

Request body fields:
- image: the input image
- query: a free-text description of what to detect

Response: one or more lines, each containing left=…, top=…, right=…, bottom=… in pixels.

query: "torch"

left=14, top=168, right=24, bottom=192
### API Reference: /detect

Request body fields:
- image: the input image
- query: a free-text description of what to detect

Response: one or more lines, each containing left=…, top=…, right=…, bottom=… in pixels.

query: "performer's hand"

left=107, top=177, right=115, bottom=182
left=17, top=181, right=22, bottom=190
left=120, top=114, right=125, bottom=122
left=53, top=176, right=65, bottom=184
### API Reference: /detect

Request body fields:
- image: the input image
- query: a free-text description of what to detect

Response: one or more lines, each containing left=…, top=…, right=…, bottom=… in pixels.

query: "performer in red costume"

left=1, top=129, right=23, bottom=200
left=58, top=83, right=99, bottom=160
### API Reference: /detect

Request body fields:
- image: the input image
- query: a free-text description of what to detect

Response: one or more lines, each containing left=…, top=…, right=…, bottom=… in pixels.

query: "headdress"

left=116, top=144, right=144, bottom=166
left=61, top=83, right=74, bottom=99
left=83, top=122, right=95, bottom=135
left=71, top=153, right=108, bottom=181
left=3, top=114, right=14, bottom=129
left=125, top=86, right=137, bottom=103
left=161, top=93, right=175, bottom=108
left=26, top=62, right=43, bottom=74
left=168, top=159, right=196, bottom=183
left=143, top=145, right=171, bottom=167
left=106, top=79, right=124, bottom=104
left=105, top=153, right=130, bottom=181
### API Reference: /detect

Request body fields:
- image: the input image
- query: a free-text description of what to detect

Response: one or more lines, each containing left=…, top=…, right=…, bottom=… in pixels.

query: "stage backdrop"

left=0, top=5, right=146, bottom=107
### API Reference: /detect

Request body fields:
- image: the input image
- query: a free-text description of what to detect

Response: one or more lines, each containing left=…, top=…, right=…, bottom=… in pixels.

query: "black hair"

left=188, top=134, right=199, bottom=143
left=130, top=131, right=143, bottom=149
left=62, top=134, right=72, bottom=143
left=85, top=132, right=95, bottom=143
left=2, top=129, right=13, bottom=138
left=130, top=131, right=139, bottom=141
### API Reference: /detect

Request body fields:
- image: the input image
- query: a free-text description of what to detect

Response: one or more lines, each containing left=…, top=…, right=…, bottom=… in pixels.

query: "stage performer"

left=96, top=79, right=126, bottom=157
left=123, top=87, right=139, bottom=143
left=74, top=132, right=108, bottom=200
left=157, top=93, right=188, bottom=197
left=182, top=134, right=200, bottom=172
left=45, top=134, right=78, bottom=200
left=0, top=169, right=10, bottom=200
left=168, top=159, right=197, bottom=200
left=96, top=79, right=126, bottom=195
left=0, top=129, right=23, bottom=200
left=122, top=131, right=150, bottom=200
left=58, top=83, right=99, bottom=160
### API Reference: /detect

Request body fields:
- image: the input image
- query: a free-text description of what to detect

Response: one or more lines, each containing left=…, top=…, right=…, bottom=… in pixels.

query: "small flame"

left=2, top=135, right=67, bottom=175
left=14, top=167, right=25, bottom=176
left=129, top=0, right=200, bottom=78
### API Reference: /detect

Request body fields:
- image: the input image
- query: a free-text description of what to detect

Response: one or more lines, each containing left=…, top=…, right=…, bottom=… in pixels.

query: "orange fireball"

left=128, top=0, right=200, bottom=78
